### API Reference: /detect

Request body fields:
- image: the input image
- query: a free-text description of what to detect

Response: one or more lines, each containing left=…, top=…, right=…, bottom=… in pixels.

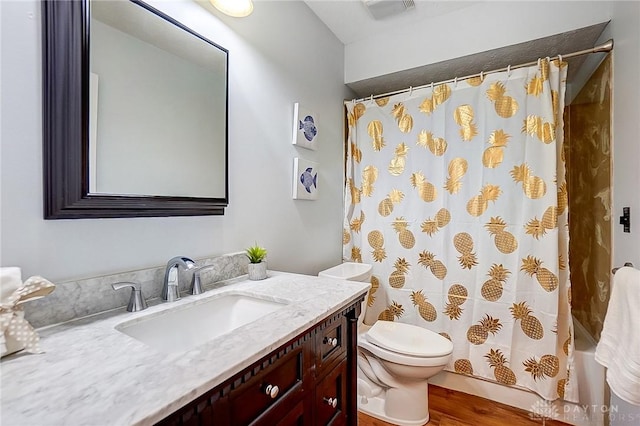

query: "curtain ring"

left=430, top=81, right=434, bottom=90
left=507, top=65, right=511, bottom=78
left=558, top=54, right=563, bottom=64
left=454, top=76, right=458, bottom=87
left=480, top=71, right=484, bottom=81
left=537, top=58, right=541, bottom=68
left=409, top=86, right=413, bottom=96
left=370, top=95, right=373, bottom=104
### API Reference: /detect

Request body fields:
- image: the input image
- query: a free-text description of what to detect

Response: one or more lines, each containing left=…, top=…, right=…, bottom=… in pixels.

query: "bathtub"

left=429, top=317, right=606, bottom=426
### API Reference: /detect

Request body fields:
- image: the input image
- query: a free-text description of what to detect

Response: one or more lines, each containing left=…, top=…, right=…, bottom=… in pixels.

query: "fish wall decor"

left=292, top=157, right=319, bottom=200
left=292, top=102, right=319, bottom=151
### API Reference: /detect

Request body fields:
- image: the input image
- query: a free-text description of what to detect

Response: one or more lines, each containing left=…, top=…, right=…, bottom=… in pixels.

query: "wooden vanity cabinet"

left=156, top=298, right=362, bottom=426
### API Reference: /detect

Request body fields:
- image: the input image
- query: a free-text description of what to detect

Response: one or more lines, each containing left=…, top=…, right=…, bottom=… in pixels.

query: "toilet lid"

left=365, top=320, right=453, bottom=357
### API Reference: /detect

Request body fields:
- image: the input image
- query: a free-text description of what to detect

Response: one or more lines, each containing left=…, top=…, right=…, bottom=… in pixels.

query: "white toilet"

left=319, top=263, right=453, bottom=426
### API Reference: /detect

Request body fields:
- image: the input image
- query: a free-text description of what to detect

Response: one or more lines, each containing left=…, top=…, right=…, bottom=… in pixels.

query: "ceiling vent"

left=362, top=0, right=416, bottom=20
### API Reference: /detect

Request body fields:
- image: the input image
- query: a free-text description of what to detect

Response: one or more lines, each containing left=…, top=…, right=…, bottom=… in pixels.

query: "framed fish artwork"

left=292, top=157, right=319, bottom=200
left=292, top=103, right=318, bottom=150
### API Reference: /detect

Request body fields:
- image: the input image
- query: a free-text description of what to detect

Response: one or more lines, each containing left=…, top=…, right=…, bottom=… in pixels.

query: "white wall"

left=344, top=1, right=612, bottom=84
left=600, top=2, right=640, bottom=421
left=604, top=2, right=640, bottom=271
left=0, top=0, right=354, bottom=282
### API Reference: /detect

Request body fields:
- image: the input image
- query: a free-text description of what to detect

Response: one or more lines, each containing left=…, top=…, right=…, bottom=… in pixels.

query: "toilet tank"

left=318, top=262, right=372, bottom=282
left=319, top=263, right=372, bottom=325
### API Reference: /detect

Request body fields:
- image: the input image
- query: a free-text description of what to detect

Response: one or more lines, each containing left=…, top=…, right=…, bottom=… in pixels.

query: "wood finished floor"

left=357, top=385, right=569, bottom=426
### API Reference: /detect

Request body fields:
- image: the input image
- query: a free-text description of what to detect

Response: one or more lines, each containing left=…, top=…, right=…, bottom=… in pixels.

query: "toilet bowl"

left=318, top=263, right=454, bottom=426
left=358, top=321, right=453, bottom=425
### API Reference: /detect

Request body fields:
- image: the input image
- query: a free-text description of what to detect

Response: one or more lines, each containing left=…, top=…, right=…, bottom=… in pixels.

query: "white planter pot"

left=248, top=262, right=267, bottom=280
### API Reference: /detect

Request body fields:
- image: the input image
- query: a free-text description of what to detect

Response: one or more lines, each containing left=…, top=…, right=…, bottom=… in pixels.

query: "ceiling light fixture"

left=209, top=0, right=254, bottom=17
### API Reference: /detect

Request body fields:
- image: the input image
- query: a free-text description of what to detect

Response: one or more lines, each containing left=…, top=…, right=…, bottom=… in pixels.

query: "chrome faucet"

left=190, top=264, right=217, bottom=295
left=162, top=256, right=196, bottom=302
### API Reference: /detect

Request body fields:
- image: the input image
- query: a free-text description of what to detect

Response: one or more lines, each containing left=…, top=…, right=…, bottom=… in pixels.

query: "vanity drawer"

left=229, top=344, right=305, bottom=426
left=314, top=360, right=347, bottom=426
left=315, top=314, right=347, bottom=374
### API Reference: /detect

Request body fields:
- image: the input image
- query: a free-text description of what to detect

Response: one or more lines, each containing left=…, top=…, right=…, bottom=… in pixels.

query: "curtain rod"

left=349, top=39, right=614, bottom=104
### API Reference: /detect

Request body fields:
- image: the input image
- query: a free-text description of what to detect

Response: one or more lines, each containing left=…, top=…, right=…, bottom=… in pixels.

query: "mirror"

left=42, top=0, right=229, bottom=218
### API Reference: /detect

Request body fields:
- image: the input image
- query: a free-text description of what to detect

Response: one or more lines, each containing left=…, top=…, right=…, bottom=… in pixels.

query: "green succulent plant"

left=245, top=244, right=267, bottom=264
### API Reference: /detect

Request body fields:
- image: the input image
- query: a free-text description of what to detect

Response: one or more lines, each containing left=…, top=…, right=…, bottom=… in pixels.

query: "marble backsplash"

left=24, top=252, right=250, bottom=329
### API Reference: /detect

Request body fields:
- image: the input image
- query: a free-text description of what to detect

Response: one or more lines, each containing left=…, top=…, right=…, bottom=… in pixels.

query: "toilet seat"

left=358, top=321, right=453, bottom=367
left=367, top=320, right=453, bottom=357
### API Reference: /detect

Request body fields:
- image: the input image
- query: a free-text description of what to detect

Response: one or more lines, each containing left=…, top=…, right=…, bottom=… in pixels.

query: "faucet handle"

left=190, top=264, right=217, bottom=295
left=112, top=281, right=148, bottom=312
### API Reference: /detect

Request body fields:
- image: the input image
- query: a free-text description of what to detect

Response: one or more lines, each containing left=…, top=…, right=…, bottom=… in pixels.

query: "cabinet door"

left=315, top=315, right=347, bottom=375
left=315, top=360, right=347, bottom=426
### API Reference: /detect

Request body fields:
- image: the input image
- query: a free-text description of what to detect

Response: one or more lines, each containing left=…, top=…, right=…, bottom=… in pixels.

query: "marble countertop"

left=1, top=271, right=369, bottom=425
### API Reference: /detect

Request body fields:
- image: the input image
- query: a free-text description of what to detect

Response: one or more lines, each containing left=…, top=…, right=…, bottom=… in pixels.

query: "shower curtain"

left=343, top=59, right=577, bottom=402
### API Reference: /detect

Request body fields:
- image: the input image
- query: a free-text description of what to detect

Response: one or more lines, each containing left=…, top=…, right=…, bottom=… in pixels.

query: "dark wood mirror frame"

left=42, top=0, right=229, bottom=219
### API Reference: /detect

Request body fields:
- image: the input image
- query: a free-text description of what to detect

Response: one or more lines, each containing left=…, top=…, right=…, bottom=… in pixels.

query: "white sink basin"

left=115, top=293, right=287, bottom=353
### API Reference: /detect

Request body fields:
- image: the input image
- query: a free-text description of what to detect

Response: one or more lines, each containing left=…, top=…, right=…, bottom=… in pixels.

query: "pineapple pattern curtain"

left=343, top=59, right=577, bottom=402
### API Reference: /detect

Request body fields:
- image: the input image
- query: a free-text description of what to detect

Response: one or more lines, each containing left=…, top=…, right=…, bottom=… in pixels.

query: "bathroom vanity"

left=158, top=302, right=355, bottom=425
left=0, top=272, right=369, bottom=425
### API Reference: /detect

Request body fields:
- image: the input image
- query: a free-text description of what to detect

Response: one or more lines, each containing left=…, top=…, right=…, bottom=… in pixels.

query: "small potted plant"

left=246, top=243, right=268, bottom=280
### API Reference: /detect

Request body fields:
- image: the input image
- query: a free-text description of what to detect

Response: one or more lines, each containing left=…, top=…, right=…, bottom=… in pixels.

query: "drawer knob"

left=323, top=397, right=338, bottom=408
left=323, top=337, right=338, bottom=347
left=264, top=384, right=279, bottom=399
